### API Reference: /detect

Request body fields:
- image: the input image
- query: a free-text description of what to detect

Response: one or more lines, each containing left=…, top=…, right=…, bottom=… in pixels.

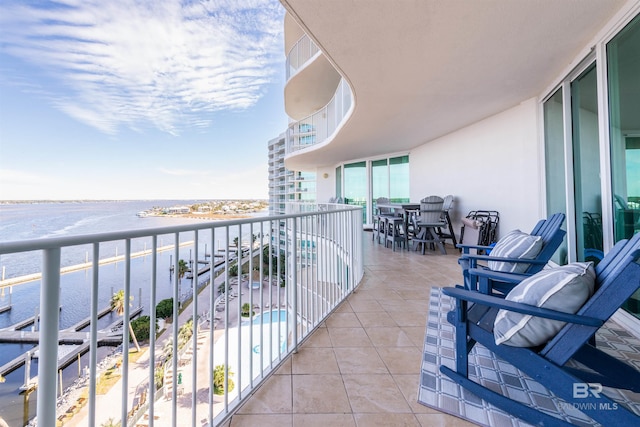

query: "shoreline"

left=152, top=213, right=253, bottom=220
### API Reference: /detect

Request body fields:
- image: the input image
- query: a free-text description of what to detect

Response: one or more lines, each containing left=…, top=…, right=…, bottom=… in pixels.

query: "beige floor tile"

left=335, top=300, right=355, bottom=313
left=354, top=413, right=421, bottom=427
left=293, top=413, right=356, bottom=427
left=300, top=326, right=332, bottom=348
left=368, top=327, right=411, bottom=347
left=230, top=414, right=293, bottom=426
left=355, top=311, right=398, bottom=327
left=327, top=327, right=372, bottom=347
left=392, top=374, right=436, bottom=414
left=325, top=312, right=362, bottom=328
left=348, top=296, right=385, bottom=312
left=387, top=310, right=428, bottom=327
left=292, top=347, right=339, bottom=374
left=274, top=356, right=292, bottom=375
left=236, top=374, right=292, bottom=414
left=334, top=347, right=388, bottom=374
left=292, top=374, right=352, bottom=413
left=342, top=374, right=412, bottom=413
left=402, top=326, right=429, bottom=347
left=377, top=346, right=422, bottom=374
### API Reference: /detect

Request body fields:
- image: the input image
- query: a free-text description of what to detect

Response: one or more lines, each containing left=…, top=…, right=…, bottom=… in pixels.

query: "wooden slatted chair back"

left=541, top=232, right=640, bottom=364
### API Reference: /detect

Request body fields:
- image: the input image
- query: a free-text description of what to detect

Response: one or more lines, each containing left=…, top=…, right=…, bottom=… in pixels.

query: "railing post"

left=89, top=243, right=99, bottom=426
left=38, top=247, right=61, bottom=427
left=291, top=217, right=298, bottom=352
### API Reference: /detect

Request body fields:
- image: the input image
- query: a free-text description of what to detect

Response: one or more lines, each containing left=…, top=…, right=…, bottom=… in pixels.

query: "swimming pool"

left=251, top=309, right=287, bottom=324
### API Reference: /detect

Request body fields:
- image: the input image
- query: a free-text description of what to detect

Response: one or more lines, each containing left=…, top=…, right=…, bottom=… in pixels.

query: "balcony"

left=0, top=206, right=476, bottom=427
left=285, top=34, right=320, bottom=81
left=286, top=78, right=352, bottom=155
left=228, top=236, right=471, bottom=427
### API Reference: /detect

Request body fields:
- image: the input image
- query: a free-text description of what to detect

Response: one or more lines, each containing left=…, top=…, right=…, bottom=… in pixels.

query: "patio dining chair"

left=372, top=197, right=393, bottom=244
left=458, top=212, right=566, bottom=294
left=436, top=195, right=458, bottom=248
left=439, top=232, right=640, bottom=426
left=412, top=196, right=446, bottom=254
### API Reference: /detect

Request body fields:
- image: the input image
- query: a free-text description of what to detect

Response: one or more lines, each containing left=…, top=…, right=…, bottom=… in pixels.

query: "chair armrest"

left=442, top=287, right=603, bottom=327
left=459, top=254, right=548, bottom=265
left=468, top=268, right=530, bottom=284
left=457, top=243, right=494, bottom=254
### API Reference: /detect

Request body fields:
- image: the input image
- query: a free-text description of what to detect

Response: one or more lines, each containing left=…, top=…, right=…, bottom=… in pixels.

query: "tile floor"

left=226, top=233, right=477, bottom=426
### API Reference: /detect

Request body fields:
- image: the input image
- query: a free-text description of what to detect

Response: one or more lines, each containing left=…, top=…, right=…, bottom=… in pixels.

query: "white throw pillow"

left=488, top=229, right=543, bottom=273
left=494, top=262, right=596, bottom=347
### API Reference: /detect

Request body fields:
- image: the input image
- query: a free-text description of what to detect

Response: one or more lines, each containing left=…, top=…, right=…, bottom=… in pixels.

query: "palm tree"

left=110, top=290, right=141, bottom=352
left=177, top=259, right=189, bottom=279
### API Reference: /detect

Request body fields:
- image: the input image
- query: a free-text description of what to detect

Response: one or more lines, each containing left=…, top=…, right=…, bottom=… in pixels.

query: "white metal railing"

left=286, top=34, right=321, bottom=80
left=286, top=78, right=353, bottom=154
left=0, top=204, right=363, bottom=427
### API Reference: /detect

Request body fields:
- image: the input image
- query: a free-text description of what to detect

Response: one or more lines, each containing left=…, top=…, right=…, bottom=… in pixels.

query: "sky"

left=0, top=0, right=288, bottom=201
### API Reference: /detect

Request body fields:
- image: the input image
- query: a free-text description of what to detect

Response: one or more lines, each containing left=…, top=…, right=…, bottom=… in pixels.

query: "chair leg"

left=428, top=227, right=446, bottom=254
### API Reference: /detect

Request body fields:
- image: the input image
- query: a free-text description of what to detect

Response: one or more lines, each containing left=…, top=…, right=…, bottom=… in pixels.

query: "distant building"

left=268, top=132, right=316, bottom=217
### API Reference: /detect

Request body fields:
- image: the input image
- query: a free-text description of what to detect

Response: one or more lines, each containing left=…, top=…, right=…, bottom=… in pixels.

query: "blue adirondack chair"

left=441, top=232, right=640, bottom=426
left=458, top=212, right=566, bottom=293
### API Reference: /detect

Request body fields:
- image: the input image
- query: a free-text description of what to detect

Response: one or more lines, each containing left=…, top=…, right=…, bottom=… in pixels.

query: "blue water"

left=0, top=200, right=260, bottom=426
left=251, top=310, right=287, bottom=324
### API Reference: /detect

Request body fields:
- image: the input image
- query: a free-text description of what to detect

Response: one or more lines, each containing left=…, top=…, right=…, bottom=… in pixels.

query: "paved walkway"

left=62, top=261, right=284, bottom=427
left=64, top=277, right=221, bottom=427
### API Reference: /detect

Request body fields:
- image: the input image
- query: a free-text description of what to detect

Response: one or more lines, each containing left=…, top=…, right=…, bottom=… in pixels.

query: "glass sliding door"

left=571, top=63, right=603, bottom=263
left=543, top=89, right=568, bottom=264
left=335, top=166, right=342, bottom=199
left=344, top=161, right=367, bottom=223
left=371, top=159, right=389, bottom=199
left=607, top=14, right=640, bottom=318
left=389, top=156, right=410, bottom=203
left=371, top=159, right=389, bottom=218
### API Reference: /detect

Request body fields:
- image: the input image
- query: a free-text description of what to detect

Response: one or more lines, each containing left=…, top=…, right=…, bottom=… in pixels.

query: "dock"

left=1, top=306, right=62, bottom=332
left=0, top=306, right=143, bottom=380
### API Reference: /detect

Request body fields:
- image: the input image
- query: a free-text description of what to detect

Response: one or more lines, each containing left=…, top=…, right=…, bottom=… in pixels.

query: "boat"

left=136, top=211, right=149, bottom=218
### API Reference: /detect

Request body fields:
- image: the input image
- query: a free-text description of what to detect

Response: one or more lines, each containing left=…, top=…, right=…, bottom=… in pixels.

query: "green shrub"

left=218, top=282, right=230, bottom=294
left=154, top=365, right=164, bottom=390
left=228, top=263, right=238, bottom=276
left=213, top=364, right=235, bottom=395
left=241, top=303, right=254, bottom=317
left=156, top=298, right=173, bottom=320
left=130, top=316, right=155, bottom=342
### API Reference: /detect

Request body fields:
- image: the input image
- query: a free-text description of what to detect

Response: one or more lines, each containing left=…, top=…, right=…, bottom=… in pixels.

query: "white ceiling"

left=280, top=0, right=629, bottom=170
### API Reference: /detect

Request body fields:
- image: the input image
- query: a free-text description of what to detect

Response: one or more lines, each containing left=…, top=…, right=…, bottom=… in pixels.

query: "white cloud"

left=0, top=0, right=284, bottom=135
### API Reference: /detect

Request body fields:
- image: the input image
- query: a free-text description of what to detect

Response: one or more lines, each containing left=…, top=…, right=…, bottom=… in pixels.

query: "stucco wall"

left=409, top=97, right=543, bottom=241
left=315, top=166, right=337, bottom=202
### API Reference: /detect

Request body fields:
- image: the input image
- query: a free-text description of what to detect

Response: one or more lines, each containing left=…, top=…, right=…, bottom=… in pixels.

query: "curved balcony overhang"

left=285, top=53, right=342, bottom=120
left=284, top=78, right=354, bottom=171
left=284, top=12, right=305, bottom=54
left=281, top=0, right=629, bottom=171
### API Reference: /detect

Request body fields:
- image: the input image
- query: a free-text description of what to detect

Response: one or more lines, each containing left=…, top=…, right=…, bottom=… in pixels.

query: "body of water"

left=0, top=200, right=256, bottom=426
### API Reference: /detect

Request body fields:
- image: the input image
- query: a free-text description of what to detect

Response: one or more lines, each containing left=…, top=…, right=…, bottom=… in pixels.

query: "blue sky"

left=0, top=0, right=287, bottom=200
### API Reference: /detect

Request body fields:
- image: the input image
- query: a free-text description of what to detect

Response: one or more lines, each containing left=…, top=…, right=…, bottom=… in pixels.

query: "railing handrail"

left=0, top=205, right=360, bottom=255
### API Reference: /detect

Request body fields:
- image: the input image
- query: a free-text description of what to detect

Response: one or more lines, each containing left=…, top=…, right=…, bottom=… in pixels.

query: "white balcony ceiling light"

left=281, top=0, right=627, bottom=170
